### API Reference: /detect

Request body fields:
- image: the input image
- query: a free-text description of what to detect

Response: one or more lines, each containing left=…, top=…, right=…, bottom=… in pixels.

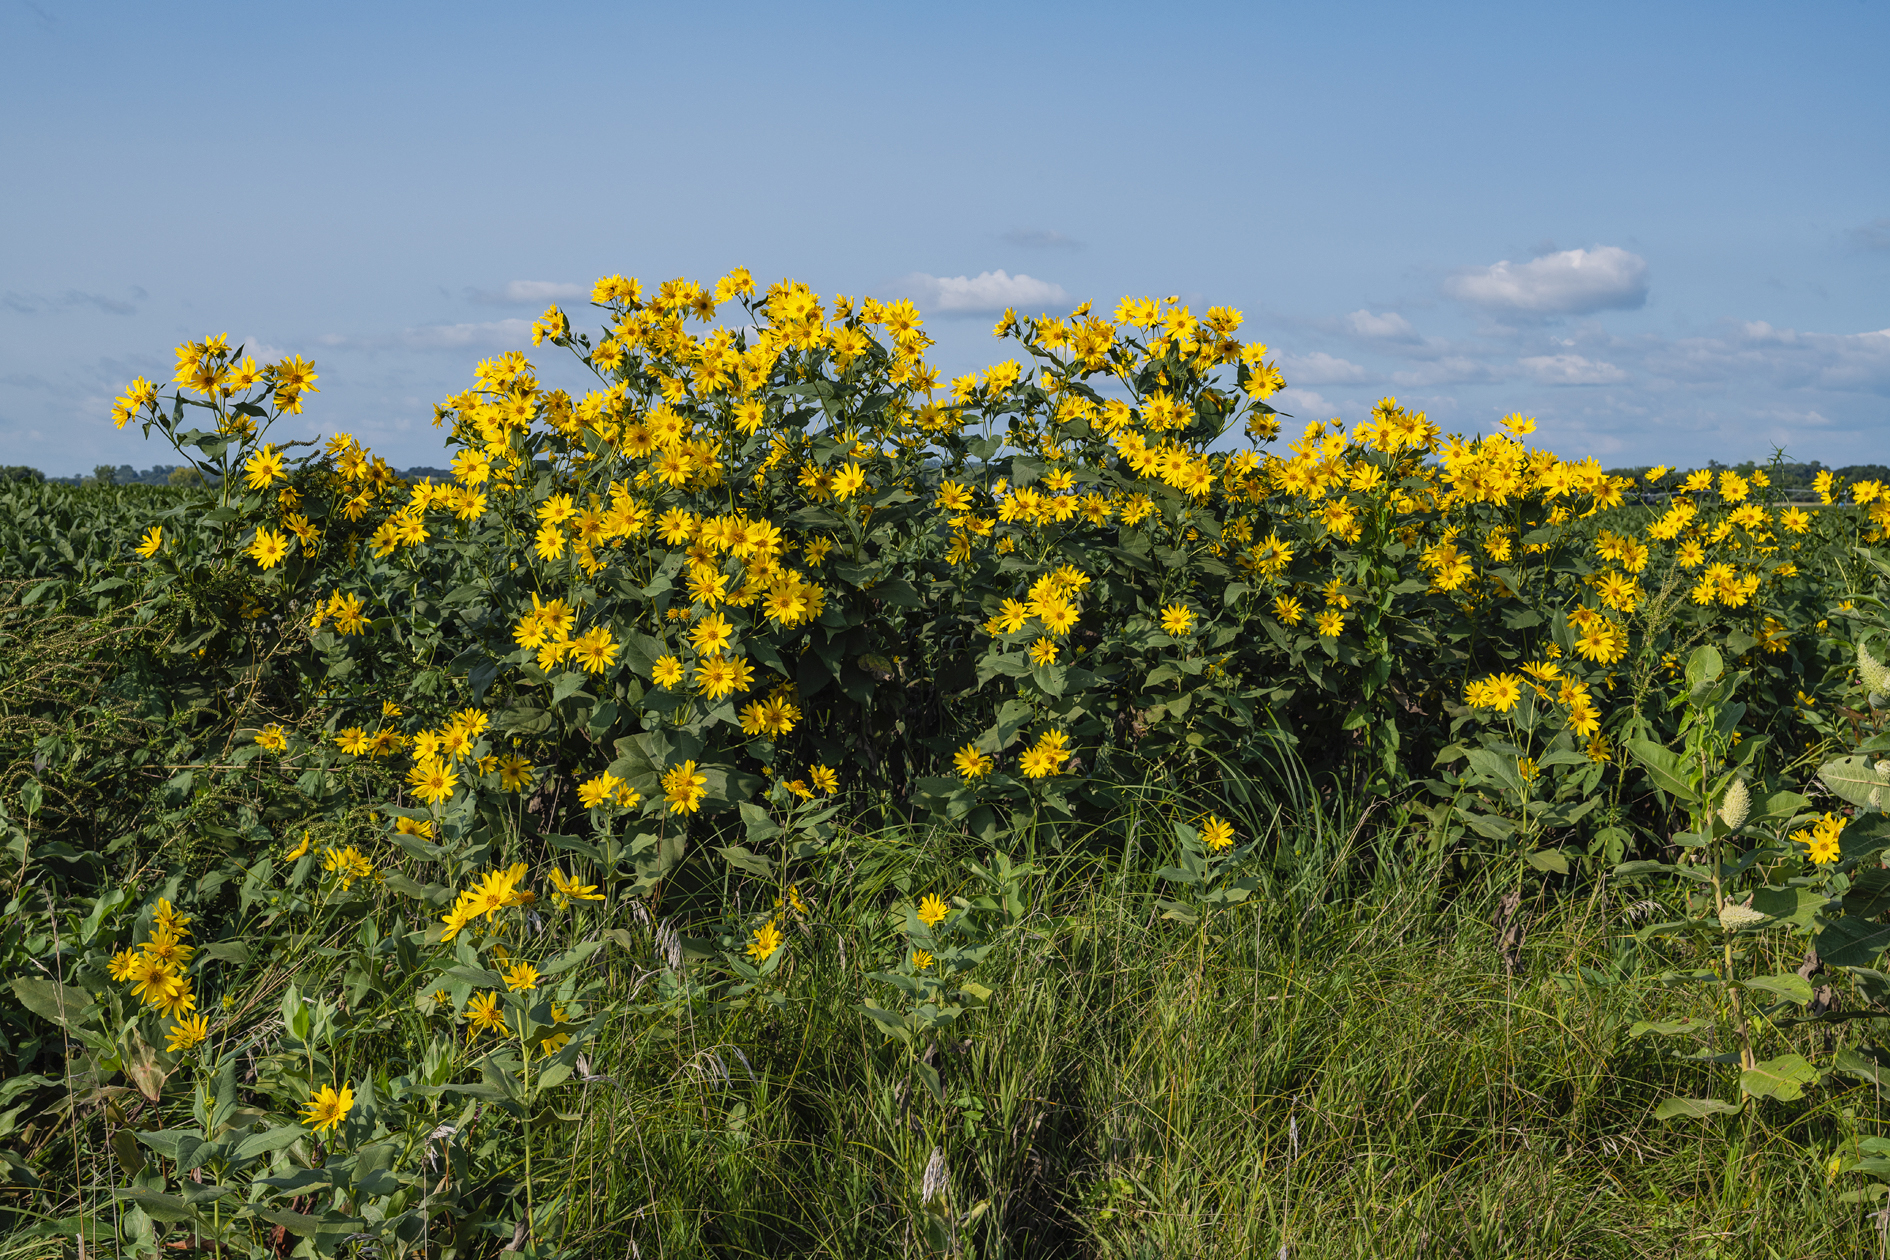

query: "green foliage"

left=10, top=276, right=1890, bottom=1250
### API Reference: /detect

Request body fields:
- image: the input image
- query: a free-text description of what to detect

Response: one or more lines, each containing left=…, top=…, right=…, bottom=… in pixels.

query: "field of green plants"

left=6, top=272, right=1890, bottom=1257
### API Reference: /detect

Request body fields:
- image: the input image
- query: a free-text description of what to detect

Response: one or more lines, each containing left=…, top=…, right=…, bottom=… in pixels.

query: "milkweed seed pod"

left=1876, top=760, right=1890, bottom=783
left=1718, top=779, right=1750, bottom=831
left=1719, top=903, right=1769, bottom=931
left=1859, top=640, right=1890, bottom=694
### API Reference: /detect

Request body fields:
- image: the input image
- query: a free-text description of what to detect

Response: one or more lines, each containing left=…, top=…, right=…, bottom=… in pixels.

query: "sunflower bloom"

left=300, top=1083, right=355, bottom=1135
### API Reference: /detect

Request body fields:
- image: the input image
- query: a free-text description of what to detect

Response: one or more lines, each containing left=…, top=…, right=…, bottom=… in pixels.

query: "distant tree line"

left=1603, top=459, right=1890, bottom=489
left=10, top=464, right=457, bottom=488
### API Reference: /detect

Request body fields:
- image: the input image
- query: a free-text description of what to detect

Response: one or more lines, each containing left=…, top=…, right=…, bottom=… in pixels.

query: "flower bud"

left=1876, top=760, right=1890, bottom=783
left=1717, top=779, right=1750, bottom=831
left=1718, top=903, right=1768, bottom=931
left=1860, top=641, right=1890, bottom=694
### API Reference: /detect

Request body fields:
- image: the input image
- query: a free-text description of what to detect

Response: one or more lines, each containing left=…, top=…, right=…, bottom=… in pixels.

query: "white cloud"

left=1273, top=387, right=1334, bottom=418
left=1652, top=322, right=1890, bottom=393
left=1392, top=357, right=1502, bottom=388
left=1850, top=219, right=1890, bottom=252
left=1279, top=351, right=1367, bottom=384
left=1344, top=309, right=1414, bottom=339
left=1003, top=229, right=1082, bottom=249
left=3, top=289, right=141, bottom=316
left=1444, top=246, right=1649, bottom=315
left=1520, top=353, right=1628, bottom=385
left=890, top=269, right=1070, bottom=315
left=469, top=280, right=586, bottom=305
left=319, top=319, right=533, bottom=352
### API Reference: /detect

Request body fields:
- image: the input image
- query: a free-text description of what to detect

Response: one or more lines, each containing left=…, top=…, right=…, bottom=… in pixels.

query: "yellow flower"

left=577, top=771, right=624, bottom=808
left=809, top=764, right=839, bottom=794
left=1315, top=610, right=1344, bottom=637
left=255, top=723, right=288, bottom=752
left=243, top=445, right=286, bottom=490
left=300, top=1082, right=354, bottom=1135
left=107, top=948, right=140, bottom=981
left=917, top=894, right=951, bottom=928
left=1160, top=604, right=1194, bottom=636
left=395, top=815, right=435, bottom=840
left=831, top=462, right=867, bottom=501
left=952, top=744, right=993, bottom=779
left=135, top=526, right=163, bottom=558
left=662, top=759, right=709, bottom=813
left=1273, top=595, right=1304, bottom=626
left=406, top=756, right=458, bottom=804
left=465, top=991, right=508, bottom=1036
left=502, top=960, right=541, bottom=992
left=497, top=753, right=534, bottom=792
left=285, top=831, right=313, bottom=861
left=1028, top=636, right=1059, bottom=666
left=1019, top=729, right=1072, bottom=779
left=439, top=897, right=478, bottom=943
left=694, top=652, right=754, bottom=700
left=747, top=920, right=784, bottom=963
left=1200, top=816, right=1235, bottom=852
left=149, top=973, right=196, bottom=1020
left=321, top=845, right=375, bottom=890
left=911, top=949, right=934, bottom=970
left=1798, top=812, right=1844, bottom=865
left=165, top=1013, right=211, bottom=1053
left=247, top=525, right=290, bottom=569
left=548, top=867, right=604, bottom=908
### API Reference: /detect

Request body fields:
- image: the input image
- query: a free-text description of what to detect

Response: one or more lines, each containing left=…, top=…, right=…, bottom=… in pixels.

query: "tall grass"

left=494, top=774, right=1889, bottom=1259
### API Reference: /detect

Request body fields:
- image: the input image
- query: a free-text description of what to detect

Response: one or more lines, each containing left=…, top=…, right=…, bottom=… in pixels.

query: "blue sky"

left=3, top=0, right=1885, bottom=474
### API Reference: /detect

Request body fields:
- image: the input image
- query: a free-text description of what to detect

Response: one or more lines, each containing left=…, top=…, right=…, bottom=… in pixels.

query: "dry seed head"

left=921, top=1147, right=950, bottom=1205
left=1859, top=641, right=1890, bottom=693
left=1718, top=903, right=1769, bottom=931
left=1717, top=779, right=1750, bottom=831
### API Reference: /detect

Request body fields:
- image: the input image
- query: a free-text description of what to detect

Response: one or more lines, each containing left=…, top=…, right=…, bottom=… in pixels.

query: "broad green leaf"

left=1818, top=913, right=1890, bottom=968
left=1628, top=1017, right=1713, bottom=1038
left=1626, top=738, right=1695, bottom=803
left=1523, top=848, right=1569, bottom=874
left=714, top=844, right=774, bottom=878
left=1741, top=973, right=1814, bottom=1004
left=1750, top=885, right=1823, bottom=929
left=9, top=977, right=96, bottom=1028
left=1739, top=1053, right=1818, bottom=1100
left=116, top=1188, right=195, bottom=1223
left=1818, top=756, right=1884, bottom=810
left=231, top=1125, right=306, bottom=1163
left=1654, top=1096, right=1741, bottom=1120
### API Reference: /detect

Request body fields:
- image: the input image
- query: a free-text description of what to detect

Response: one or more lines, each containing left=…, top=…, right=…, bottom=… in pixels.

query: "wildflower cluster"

left=105, top=899, right=208, bottom=1050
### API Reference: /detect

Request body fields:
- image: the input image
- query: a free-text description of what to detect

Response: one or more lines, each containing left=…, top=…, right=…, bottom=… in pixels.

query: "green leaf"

left=231, top=1125, right=306, bottom=1163
left=1818, top=913, right=1890, bottom=968
left=1741, top=973, right=1814, bottom=1004
left=1818, top=755, right=1884, bottom=810
left=1628, top=1017, right=1713, bottom=1038
left=1750, top=885, right=1823, bottom=929
left=116, top=1188, right=196, bottom=1223
left=1626, top=738, right=1695, bottom=803
left=1523, top=848, right=1570, bottom=874
left=1739, top=1053, right=1818, bottom=1100
left=1654, top=1096, right=1742, bottom=1120
left=1685, top=644, right=1723, bottom=692
left=714, top=845, right=774, bottom=878
left=9, top=977, right=97, bottom=1028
